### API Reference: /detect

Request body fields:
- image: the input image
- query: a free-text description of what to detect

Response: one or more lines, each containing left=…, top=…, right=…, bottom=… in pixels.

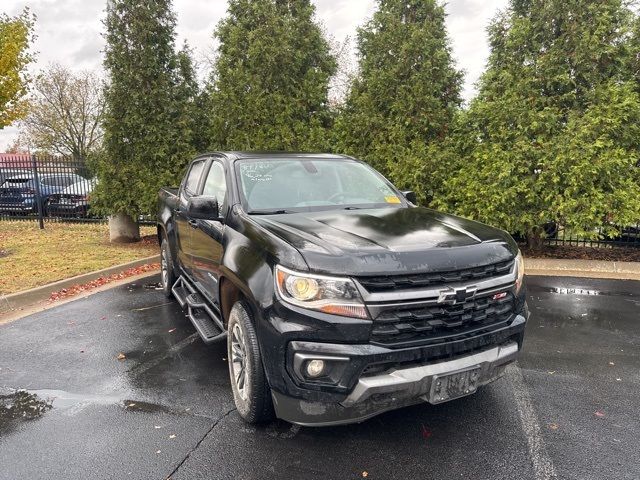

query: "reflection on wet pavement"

left=0, top=390, right=52, bottom=431
left=550, top=287, right=601, bottom=296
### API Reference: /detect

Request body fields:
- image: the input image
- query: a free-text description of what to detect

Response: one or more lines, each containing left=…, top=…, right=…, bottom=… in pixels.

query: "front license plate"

left=429, top=367, right=481, bottom=404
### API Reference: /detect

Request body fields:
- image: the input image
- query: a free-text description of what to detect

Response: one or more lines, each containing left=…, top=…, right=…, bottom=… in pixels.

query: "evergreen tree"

left=94, top=0, right=196, bottom=241
left=437, top=0, right=640, bottom=248
left=208, top=0, right=336, bottom=151
left=334, top=0, right=463, bottom=194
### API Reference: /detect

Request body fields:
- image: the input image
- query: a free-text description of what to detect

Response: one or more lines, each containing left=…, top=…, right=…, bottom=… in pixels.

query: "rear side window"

left=2, top=178, right=31, bottom=187
left=184, top=161, right=205, bottom=195
left=41, top=176, right=69, bottom=187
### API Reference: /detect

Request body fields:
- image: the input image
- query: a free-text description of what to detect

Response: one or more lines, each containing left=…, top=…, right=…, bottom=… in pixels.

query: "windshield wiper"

left=247, top=209, right=295, bottom=215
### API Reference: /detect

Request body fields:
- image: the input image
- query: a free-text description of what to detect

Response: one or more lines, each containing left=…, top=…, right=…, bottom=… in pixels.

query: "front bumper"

left=272, top=340, right=519, bottom=426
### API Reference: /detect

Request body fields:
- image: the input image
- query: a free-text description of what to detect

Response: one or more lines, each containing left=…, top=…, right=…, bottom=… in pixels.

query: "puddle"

left=0, top=388, right=181, bottom=433
left=0, top=390, right=52, bottom=422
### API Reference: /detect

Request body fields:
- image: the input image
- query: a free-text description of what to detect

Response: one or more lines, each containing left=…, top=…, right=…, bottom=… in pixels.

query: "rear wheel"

left=160, top=236, right=176, bottom=298
left=227, top=301, right=274, bottom=424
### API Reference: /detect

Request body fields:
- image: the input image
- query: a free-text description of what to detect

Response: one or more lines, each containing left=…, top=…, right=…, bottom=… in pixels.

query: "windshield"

left=236, top=158, right=405, bottom=213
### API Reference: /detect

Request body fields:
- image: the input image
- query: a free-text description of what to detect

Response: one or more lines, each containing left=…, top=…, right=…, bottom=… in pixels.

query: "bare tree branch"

left=19, top=63, right=105, bottom=158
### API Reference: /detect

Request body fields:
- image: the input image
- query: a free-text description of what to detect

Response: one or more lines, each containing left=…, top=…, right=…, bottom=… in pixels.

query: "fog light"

left=305, top=359, right=326, bottom=378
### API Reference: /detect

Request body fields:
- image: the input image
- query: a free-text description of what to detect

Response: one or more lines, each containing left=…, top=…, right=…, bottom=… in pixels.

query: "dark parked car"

left=157, top=152, right=528, bottom=426
left=46, top=179, right=95, bottom=218
left=0, top=172, right=86, bottom=214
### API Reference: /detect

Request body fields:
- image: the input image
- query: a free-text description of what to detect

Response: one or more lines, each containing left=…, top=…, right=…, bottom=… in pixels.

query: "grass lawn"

left=0, top=221, right=158, bottom=295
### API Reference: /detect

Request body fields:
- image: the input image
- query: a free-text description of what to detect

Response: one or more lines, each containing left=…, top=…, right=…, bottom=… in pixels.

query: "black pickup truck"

left=157, top=152, right=528, bottom=426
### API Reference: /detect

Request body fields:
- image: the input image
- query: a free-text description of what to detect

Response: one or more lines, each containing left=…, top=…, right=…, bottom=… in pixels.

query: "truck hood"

left=250, top=207, right=518, bottom=276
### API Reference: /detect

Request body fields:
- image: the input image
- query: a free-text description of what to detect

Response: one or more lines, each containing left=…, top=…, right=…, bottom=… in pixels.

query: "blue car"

left=0, top=172, right=86, bottom=214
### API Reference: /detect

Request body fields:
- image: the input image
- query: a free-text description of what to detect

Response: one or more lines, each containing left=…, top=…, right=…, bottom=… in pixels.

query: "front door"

left=191, top=161, right=228, bottom=304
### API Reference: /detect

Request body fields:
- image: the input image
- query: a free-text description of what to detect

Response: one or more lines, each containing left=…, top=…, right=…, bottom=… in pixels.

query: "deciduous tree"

left=20, top=63, right=104, bottom=158
left=0, top=8, right=35, bottom=129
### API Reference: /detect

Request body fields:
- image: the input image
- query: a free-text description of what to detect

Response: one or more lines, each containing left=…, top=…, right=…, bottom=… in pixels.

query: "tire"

left=160, top=235, right=177, bottom=298
left=227, top=301, right=274, bottom=424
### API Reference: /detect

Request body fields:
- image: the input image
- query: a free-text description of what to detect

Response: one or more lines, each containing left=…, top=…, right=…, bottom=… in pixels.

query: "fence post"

left=31, top=154, right=45, bottom=230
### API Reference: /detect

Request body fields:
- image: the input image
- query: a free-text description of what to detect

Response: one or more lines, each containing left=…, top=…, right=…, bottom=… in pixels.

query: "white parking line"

left=507, top=363, right=558, bottom=480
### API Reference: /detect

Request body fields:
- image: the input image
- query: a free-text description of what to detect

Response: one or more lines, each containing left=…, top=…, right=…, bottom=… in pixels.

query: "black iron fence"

left=0, top=154, right=98, bottom=227
left=1, top=154, right=639, bottom=247
left=543, top=223, right=640, bottom=248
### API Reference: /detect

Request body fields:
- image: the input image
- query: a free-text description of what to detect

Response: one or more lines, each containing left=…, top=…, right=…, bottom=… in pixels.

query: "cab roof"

left=194, top=151, right=354, bottom=162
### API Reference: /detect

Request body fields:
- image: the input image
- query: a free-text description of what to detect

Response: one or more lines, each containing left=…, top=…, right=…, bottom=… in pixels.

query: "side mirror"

left=186, top=196, right=221, bottom=221
left=401, top=190, right=417, bottom=204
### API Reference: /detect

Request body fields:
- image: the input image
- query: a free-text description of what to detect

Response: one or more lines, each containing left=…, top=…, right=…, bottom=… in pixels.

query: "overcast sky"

left=0, top=0, right=508, bottom=150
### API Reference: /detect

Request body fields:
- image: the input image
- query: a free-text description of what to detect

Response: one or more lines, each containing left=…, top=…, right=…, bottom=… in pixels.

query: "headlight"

left=515, top=251, right=525, bottom=293
left=275, top=265, right=368, bottom=319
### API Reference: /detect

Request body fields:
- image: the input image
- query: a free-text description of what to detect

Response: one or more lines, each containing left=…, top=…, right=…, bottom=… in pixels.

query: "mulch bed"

left=520, top=245, right=640, bottom=262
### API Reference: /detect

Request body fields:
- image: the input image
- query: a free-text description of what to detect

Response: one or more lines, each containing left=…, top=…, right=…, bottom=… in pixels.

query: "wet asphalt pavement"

left=0, top=275, right=638, bottom=480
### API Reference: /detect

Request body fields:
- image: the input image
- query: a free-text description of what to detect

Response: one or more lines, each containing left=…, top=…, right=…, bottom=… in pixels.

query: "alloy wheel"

left=231, top=323, right=248, bottom=401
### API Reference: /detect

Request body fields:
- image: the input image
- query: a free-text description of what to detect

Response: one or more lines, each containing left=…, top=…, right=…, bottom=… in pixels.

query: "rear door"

left=190, top=160, right=228, bottom=304
left=175, top=159, right=207, bottom=276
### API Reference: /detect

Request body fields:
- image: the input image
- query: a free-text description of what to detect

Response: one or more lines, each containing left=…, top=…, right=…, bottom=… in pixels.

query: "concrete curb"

left=0, top=255, right=160, bottom=315
left=525, top=258, right=640, bottom=280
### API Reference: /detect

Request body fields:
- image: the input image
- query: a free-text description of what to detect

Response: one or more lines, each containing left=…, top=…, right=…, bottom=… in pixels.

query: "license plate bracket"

left=428, top=366, right=481, bottom=404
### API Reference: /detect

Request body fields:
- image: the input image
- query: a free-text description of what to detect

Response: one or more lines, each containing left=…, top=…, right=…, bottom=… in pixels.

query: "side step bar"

left=171, top=275, right=227, bottom=344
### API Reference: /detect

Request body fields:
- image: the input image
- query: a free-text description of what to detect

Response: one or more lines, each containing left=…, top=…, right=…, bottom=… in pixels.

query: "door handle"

left=188, top=219, right=199, bottom=229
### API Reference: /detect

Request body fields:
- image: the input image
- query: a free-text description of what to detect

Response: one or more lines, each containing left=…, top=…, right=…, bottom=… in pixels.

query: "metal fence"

left=1, top=154, right=639, bottom=247
left=0, top=154, right=97, bottom=228
left=543, top=223, right=640, bottom=248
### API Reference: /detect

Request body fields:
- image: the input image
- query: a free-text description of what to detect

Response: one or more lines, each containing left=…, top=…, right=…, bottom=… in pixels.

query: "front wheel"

left=160, top=236, right=176, bottom=298
left=227, top=301, right=274, bottom=424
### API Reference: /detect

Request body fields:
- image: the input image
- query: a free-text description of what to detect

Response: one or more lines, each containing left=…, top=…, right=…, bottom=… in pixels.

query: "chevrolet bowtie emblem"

left=437, top=285, right=478, bottom=305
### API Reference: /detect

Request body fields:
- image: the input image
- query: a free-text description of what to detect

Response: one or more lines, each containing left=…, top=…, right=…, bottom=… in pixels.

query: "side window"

left=184, top=161, right=205, bottom=195
left=202, top=162, right=227, bottom=210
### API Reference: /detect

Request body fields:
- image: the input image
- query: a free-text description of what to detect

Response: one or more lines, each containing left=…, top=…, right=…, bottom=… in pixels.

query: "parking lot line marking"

left=128, top=333, right=199, bottom=377
left=507, top=363, right=558, bottom=480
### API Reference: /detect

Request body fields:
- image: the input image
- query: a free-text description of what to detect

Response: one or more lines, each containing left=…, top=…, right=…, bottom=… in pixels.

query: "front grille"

left=370, top=292, right=515, bottom=348
left=357, top=260, right=514, bottom=292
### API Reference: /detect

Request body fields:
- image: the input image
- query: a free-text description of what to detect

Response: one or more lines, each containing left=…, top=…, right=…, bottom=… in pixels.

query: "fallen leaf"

left=608, top=362, right=615, bottom=366
left=156, top=450, right=161, bottom=454
left=168, top=328, right=176, bottom=333
left=48, top=264, right=161, bottom=303
left=549, top=423, right=559, bottom=430
left=616, top=378, right=622, bottom=382
left=548, top=371, right=555, bottom=375
left=169, top=434, right=176, bottom=439
left=117, top=353, right=126, bottom=361
left=362, top=472, right=368, bottom=478
left=594, top=410, right=605, bottom=418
